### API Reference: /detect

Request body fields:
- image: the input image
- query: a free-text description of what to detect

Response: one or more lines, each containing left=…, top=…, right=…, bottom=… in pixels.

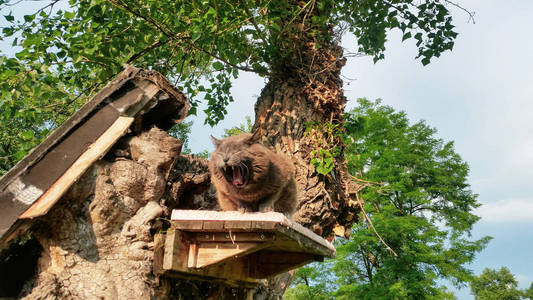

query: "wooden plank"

left=250, top=251, right=318, bottom=278
left=252, top=221, right=277, bottom=230
left=163, top=228, right=189, bottom=271
left=172, top=220, right=203, bottom=230
left=0, top=66, right=140, bottom=190
left=275, top=223, right=335, bottom=257
left=171, top=210, right=286, bottom=223
left=1, top=105, right=121, bottom=232
left=17, top=105, right=119, bottom=202
left=202, top=221, right=224, bottom=230
left=256, top=251, right=316, bottom=264
left=188, top=242, right=198, bottom=269
left=109, top=79, right=160, bottom=117
left=193, top=232, right=275, bottom=243
left=131, top=70, right=189, bottom=131
left=162, top=211, right=336, bottom=283
left=224, top=220, right=252, bottom=230
left=19, top=116, right=134, bottom=219
left=194, top=242, right=258, bottom=268
left=170, top=210, right=335, bottom=256
left=153, top=232, right=166, bottom=274
left=159, top=267, right=260, bottom=288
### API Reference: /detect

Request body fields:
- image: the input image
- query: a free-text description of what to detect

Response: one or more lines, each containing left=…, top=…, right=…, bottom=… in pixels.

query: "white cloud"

left=508, top=138, right=533, bottom=171
left=516, top=274, right=531, bottom=289
left=476, top=199, right=533, bottom=223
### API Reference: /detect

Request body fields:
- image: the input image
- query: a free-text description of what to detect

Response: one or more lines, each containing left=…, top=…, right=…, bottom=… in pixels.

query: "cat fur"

left=209, top=132, right=297, bottom=217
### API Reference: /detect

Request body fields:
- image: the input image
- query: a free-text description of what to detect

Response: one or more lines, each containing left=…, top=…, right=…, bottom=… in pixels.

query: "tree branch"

left=358, top=246, right=374, bottom=283
left=356, top=189, right=398, bottom=257
left=238, top=0, right=269, bottom=47
left=186, top=40, right=265, bottom=74
left=127, top=39, right=165, bottom=64
left=348, top=173, right=384, bottom=186
left=444, top=0, right=476, bottom=23
left=110, top=0, right=174, bottom=38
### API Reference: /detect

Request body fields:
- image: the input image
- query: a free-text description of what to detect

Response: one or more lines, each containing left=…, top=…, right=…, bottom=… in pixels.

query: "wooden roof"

left=0, top=66, right=188, bottom=247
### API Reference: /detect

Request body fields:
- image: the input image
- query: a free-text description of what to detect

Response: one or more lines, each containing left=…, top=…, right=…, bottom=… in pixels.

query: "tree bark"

left=18, top=128, right=182, bottom=299
left=254, top=67, right=360, bottom=238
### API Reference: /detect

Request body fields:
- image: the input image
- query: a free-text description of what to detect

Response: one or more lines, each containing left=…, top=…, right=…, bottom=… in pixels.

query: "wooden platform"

left=155, top=210, right=335, bottom=286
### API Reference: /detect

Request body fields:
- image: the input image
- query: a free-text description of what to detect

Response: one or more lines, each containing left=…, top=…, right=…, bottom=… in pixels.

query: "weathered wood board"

left=156, top=210, right=336, bottom=286
left=0, top=66, right=188, bottom=247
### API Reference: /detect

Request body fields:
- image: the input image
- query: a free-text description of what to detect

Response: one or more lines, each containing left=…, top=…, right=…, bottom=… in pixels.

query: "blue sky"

left=187, top=1, right=533, bottom=298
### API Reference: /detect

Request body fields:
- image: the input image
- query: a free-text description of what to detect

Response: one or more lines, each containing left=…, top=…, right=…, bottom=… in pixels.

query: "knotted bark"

left=19, top=128, right=181, bottom=299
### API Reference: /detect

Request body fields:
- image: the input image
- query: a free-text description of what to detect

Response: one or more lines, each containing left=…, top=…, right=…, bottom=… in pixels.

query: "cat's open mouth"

left=222, top=165, right=247, bottom=187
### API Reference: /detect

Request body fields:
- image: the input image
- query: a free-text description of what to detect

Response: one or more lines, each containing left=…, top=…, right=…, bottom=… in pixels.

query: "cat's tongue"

left=232, top=167, right=244, bottom=186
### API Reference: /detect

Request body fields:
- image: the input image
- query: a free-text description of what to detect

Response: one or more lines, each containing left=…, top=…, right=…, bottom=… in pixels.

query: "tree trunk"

left=3, top=9, right=362, bottom=299
left=246, top=14, right=361, bottom=300
left=254, top=69, right=359, bottom=238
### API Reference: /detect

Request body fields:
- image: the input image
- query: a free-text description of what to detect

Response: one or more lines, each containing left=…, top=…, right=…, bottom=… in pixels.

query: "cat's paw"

left=259, top=204, right=273, bottom=212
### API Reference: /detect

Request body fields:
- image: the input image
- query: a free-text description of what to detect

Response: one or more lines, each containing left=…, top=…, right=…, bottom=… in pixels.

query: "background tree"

left=470, top=267, right=523, bottom=300
left=286, top=99, right=490, bottom=299
left=0, top=0, right=471, bottom=298
left=223, top=115, right=253, bottom=137
left=283, top=261, right=334, bottom=300
left=524, top=283, right=533, bottom=300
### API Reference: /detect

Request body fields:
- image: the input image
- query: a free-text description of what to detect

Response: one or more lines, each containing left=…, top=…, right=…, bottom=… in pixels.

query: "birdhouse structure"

left=155, top=210, right=336, bottom=286
left=0, top=66, right=188, bottom=247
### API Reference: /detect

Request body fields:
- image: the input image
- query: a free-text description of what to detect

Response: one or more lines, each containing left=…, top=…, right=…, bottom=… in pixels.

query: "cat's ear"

left=210, top=135, right=222, bottom=147
left=248, top=130, right=262, bottom=144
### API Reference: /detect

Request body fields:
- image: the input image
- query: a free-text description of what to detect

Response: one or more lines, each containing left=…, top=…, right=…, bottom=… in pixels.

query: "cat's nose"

left=223, top=157, right=229, bottom=163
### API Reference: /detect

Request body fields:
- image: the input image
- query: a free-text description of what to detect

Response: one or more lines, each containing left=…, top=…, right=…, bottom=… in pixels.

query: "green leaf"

left=64, top=11, right=76, bottom=19
left=22, top=130, right=34, bottom=140
left=191, top=31, right=201, bottom=42
left=212, top=61, right=224, bottom=71
left=4, top=14, right=14, bottom=22
left=23, top=14, right=35, bottom=22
